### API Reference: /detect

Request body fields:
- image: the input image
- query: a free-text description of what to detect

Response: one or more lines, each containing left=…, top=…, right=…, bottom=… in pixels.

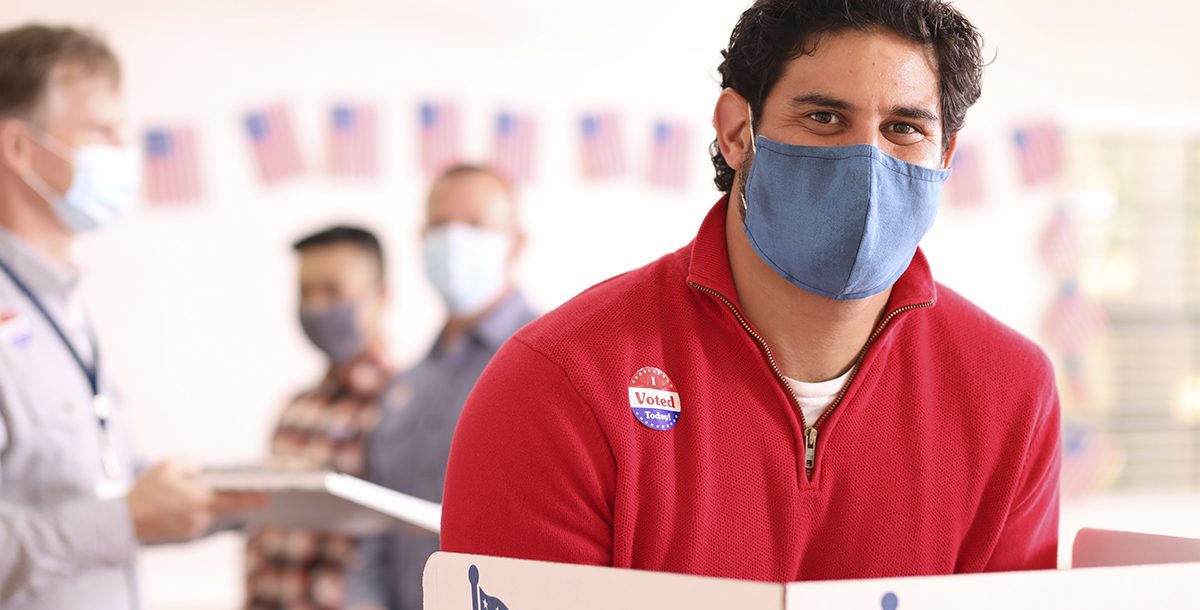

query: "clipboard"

left=201, top=467, right=442, bottom=535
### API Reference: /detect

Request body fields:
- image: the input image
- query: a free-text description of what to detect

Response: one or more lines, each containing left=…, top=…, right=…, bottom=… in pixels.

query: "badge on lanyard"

left=93, top=395, right=122, bottom=476
left=628, top=366, right=682, bottom=431
left=93, top=394, right=128, bottom=498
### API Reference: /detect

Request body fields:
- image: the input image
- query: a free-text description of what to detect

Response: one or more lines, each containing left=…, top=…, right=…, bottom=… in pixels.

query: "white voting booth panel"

left=779, top=562, right=1199, bottom=610
left=423, top=552, right=783, bottom=610
left=1072, top=527, right=1200, bottom=568
left=424, top=542, right=1200, bottom=610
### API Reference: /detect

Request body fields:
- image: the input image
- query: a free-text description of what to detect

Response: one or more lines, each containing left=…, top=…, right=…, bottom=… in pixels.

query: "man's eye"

left=891, top=123, right=919, bottom=135
left=809, top=112, right=837, bottom=124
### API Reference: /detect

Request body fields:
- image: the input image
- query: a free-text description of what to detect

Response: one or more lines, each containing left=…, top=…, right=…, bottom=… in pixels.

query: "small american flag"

left=491, top=111, right=536, bottom=186
left=1042, top=280, right=1108, bottom=357
left=1038, top=207, right=1080, bottom=279
left=328, top=102, right=379, bottom=178
left=943, top=142, right=985, bottom=207
left=647, top=119, right=691, bottom=190
left=419, top=101, right=461, bottom=179
left=1013, top=121, right=1064, bottom=187
left=243, top=104, right=304, bottom=184
left=143, top=126, right=202, bottom=204
left=579, top=112, right=625, bottom=180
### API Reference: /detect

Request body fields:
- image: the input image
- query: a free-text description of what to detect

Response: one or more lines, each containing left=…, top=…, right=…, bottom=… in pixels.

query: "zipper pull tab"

left=804, top=426, right=818, bottom=472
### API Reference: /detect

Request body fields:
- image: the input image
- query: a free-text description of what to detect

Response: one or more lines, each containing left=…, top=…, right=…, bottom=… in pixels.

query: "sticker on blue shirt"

left=628, top=366, right=681, bottom=431
left=0, top=310, right=31, bottom=348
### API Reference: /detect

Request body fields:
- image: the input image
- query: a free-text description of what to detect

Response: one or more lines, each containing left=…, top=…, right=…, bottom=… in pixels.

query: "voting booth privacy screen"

left=423, top=546, right=1200, bottom=610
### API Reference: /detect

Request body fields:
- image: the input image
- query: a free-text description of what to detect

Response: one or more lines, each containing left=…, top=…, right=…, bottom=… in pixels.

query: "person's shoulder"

left=930, top=282, right=1054, bottom=382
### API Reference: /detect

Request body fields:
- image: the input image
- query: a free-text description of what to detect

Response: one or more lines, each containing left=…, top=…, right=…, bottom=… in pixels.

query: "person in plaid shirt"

left=245, top=226, right=394, bottom=610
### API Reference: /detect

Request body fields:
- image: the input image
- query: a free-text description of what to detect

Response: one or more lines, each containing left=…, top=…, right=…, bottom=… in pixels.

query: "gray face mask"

left=299, top=302, right=366, bottom=364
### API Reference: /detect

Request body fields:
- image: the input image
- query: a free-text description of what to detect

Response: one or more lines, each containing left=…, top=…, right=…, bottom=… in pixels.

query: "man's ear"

left=713, top=88, right=753, bottom=172
left=0, top=118, right=32, bottom=175
left=941, top=132, right=959, bottom=170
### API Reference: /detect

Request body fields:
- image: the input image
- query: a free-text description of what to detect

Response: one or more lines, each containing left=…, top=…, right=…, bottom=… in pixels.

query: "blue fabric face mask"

left=742, top=130, right=950, bottom=301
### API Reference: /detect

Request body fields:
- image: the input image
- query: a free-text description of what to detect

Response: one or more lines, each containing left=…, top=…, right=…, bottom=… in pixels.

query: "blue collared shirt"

left=347, top=291, right=537, bottom=610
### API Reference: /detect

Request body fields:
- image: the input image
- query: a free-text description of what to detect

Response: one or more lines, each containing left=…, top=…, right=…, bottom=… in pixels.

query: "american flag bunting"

left=491, top=110, right=537, bottom=186
left=143, top=126, right=203, bottom=204
left=419, top=101, right=462, bottom=179
left=647, top=119, right=691, bottom=190
left=579, top=112, right=625, bottom=180
left=1013, top=121, right=1065, bottom=187
left=328, top=102, right=380, bottom=178
left=243, top=103, right=305, bottom=184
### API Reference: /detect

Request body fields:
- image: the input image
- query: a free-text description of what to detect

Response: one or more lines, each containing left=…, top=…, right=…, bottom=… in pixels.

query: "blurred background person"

left=0, top=23, right=262, bottom=610
left=244, top=225, right=394, bottom=610
left=345, top=165, right=537, bottom=610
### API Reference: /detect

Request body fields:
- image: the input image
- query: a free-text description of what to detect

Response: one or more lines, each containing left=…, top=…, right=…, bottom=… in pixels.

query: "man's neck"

left=439, top=285, right=515, bottom=352
left=724, top=202, right=890, bottom=383
left=0, top=187, right=72, bottom=268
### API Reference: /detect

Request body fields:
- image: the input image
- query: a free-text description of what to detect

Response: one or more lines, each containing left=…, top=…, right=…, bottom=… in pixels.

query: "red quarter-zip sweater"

left=442, top=197, right=1061, bottom=581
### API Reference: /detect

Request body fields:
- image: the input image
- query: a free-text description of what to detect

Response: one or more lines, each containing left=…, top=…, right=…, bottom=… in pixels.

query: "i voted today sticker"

left=0, top=310, right=31, bottom=348
left=629, top=366, right=681, bottom=431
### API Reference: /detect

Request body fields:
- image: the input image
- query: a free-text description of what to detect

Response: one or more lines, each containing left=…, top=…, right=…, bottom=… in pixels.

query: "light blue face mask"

left=20, top=123, right=140, bottom=234
left=742, top=126, right=951, bottom=301
left=422, top=223, right=512, bottom=317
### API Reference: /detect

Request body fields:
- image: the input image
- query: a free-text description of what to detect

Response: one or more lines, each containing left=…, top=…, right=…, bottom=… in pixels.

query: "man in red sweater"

left=442, top=0, right=1061, bottom=582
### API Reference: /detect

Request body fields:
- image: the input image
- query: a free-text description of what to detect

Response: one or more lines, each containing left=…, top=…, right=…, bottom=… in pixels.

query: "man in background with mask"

left=346, top=164, right=536, bottom=610
left=442, top=0, right=1061, bottom=581
left=0, top=24, right=263, bottom=610
left=245, top=225, right=393, bottom=609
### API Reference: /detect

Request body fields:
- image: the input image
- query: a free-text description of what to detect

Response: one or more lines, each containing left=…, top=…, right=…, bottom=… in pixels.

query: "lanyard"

left=0, top=254, right=121, bottom=482
left=0, top=255, right=108, bottom=429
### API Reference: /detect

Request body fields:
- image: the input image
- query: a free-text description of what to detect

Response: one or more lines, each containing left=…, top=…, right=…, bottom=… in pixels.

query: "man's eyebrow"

left=789, top=94, right=940, bottom=123
left=789, top=93, right=855, bottom=111
left=891, top=105, right=940, bottom=123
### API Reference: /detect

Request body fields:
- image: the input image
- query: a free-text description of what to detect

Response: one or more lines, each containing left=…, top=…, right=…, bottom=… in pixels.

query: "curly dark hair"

left=711, top=0, right=985, bottom=193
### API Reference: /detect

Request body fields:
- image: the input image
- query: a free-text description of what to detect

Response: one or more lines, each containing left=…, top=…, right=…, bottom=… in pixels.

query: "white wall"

left=2, top=0, right=1198, bottom=608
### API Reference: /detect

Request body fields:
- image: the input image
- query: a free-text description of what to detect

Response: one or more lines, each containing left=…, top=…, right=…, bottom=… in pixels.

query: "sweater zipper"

left=689, top=280, right=934, bottom=480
